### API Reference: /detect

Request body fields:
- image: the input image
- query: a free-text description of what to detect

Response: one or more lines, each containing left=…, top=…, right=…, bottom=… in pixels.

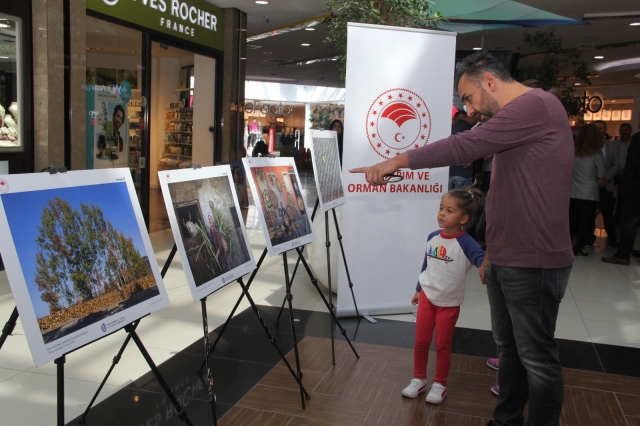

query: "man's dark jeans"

left=486, top=263, right=572, bottom=426
left=614, top=196, right=640, bottom=259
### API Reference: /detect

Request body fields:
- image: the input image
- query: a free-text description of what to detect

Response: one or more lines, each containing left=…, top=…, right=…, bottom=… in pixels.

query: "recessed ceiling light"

left=0, top=23, right=10, bottom=28
left=473, top=47, right=482, bottom=50
left=255, top=1, right=268, bottom=4
left=630, top=22, right=640, bottom=26
left=305, top=28, right=315, bottom=31
left=331, top=58, right=337, bottom=61
left=0, top=56, right=8, bottom=59
left=301, top=43, right=310, bottom=46
left=612, top=100, right=616, bottom=102
left=240, top=57, right=246, bottom=60
left=574, top=82, right=581, bottom=86
left=594, top=55, right=604, bottom=59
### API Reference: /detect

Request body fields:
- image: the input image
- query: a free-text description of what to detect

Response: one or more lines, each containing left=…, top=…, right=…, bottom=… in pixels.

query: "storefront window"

left=0, top=13, right=22, bottom=151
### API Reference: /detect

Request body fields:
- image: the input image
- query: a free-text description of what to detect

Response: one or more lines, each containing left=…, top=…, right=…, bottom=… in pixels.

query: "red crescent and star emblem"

left=365, top=88, right=432, bottom=159
left=0, top=178, right=8, bottom=193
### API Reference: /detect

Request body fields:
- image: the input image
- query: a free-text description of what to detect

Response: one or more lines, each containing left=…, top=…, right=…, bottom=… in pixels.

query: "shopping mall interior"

left=1, top=0, right=640, bottom=425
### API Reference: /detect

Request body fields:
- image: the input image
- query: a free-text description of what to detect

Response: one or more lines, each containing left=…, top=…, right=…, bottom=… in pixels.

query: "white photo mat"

left=0, top=169, right=169, bottom=367
left=242, top=157, right=315, bottom=256
left=158, top=166, right=256, bottom=301
left=309, top=130, right=346, bottom=211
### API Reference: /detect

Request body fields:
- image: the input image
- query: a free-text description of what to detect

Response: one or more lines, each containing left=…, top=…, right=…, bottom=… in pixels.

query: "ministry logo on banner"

left=365, top=88, right=432, bottom=159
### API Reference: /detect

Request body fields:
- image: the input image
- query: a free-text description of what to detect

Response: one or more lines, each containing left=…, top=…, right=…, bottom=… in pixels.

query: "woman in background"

left=570, top=124, right=606, bottom=256
left=329, top=119, right=344, bottom=165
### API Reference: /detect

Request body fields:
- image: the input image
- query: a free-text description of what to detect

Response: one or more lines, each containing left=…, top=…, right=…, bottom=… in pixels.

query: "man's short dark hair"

left=620, top=123, right=632, bottom=131
left=455, top=52, right=515, bottom=89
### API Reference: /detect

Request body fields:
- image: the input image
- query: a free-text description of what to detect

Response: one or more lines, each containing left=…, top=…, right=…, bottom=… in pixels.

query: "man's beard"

left=477, top=88, right=500, bottom=119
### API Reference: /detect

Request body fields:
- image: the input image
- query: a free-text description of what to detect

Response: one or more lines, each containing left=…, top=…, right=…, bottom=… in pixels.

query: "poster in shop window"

left=158, top=166, right=256, bottom=301
left=0, top=169, right=169, bottom=367
left=242, top=157, right=315, bottom=256
left=85, top=79, right=132, bottom=169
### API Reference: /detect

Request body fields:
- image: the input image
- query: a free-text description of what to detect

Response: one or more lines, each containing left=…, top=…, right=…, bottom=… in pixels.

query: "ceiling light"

left=473, top=47, right=482, bottom=50
left=0, top=23, right=9, bottom=28
left=331, top=58, right=337, bottom=61
left=255, top=1, right=268, bottom=4
left=574, top=82, right=581, bottom=86
left=301, top=43, right=310, bottom=46
left=240, top=57, right=246, bottom=60
left=631, top=22, right=640, bottom=26
left=612, top=100, right=616, bottom=102
left=594, top=55, right=604, bottom=59
left=583, top=11, right=640, bottom=20
left=305, top=28, right=315, bottom=31
left=0, top=56, right=8, bottom=59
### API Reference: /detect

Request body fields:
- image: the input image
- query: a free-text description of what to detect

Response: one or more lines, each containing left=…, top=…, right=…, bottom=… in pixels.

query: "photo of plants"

left=168, top=176, right=251, bottom=287
left=1, top=182, right=158, bottom=344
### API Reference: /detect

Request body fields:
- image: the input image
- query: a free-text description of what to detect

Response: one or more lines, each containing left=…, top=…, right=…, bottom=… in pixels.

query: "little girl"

left=402, top=188, right=485, bottom=404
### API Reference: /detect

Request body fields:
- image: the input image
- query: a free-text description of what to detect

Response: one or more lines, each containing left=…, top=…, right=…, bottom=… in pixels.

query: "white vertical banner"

left=338, top=23, right=456, bottom=316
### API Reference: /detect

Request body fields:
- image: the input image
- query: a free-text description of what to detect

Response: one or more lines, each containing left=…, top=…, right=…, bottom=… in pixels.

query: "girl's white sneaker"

left=401, top=378, right=427, bottom=398
left=425, top=382, right=447, bottom=404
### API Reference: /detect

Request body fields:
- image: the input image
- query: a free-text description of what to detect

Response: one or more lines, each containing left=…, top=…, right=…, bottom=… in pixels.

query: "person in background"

left=602, top=122, right=640, bottom=265
left=570, top=124, right=606, bottom=256
left=329, top=119, right=344, bottom=165
left=449, top=111, right=480, bottom=189
left=615, top=123, right=633, bottom=225
left=587, top=120, right=620, bottom=248
left=251, top=132, right=270, bottom=157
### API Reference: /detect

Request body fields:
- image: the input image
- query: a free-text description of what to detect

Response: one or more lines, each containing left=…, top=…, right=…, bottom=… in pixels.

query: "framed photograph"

left=583, top=111, right=593, bottom=121
left=622, top=110, right=632, bottom=121
left=309, top=130, right=346, bottom=211
left=602, top=110, right=612, bottom=121
left=611, top=110, right=621, bottom=121
left=0, top=169, right=169, bottom=367
left=592, top=110, right=602, bottom=121
left=158, top=166, right=255, bottom=301
left=242, top=157, right=315, bottom=256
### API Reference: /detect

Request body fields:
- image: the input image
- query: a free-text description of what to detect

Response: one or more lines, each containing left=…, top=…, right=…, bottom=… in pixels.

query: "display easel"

left=202, top=242, right=360, bottom=391
left=274, top=197, right=369, bottom=363
left=0, top=168, right=193, bottom=426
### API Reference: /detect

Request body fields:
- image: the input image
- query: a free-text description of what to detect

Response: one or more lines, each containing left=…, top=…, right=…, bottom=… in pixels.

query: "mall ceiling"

left=210, top=0, right=640, bottom=90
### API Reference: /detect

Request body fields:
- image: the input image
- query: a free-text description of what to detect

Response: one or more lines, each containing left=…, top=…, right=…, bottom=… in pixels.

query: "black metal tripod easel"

left=274, top=197, right=369, bottom=363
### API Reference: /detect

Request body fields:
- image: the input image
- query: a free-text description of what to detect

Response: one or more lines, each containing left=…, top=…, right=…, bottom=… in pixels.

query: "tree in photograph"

left=34, top=197, right=149, bottom=313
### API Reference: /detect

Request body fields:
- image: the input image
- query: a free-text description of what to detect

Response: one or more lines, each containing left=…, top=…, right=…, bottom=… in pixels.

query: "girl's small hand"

left=411, top=292, right=420, bottom=306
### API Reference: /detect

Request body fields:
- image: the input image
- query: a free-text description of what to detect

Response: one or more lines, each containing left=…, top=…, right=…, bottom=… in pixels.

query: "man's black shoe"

left=602, top=256, right=630, bottom=266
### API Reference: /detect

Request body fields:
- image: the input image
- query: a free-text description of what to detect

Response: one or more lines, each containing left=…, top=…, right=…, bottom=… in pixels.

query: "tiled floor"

left=1, top=169, right=640, bottom=424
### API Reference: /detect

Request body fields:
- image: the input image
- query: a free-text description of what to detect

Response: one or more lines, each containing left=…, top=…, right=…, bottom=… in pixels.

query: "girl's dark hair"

left=575, top=124, right=604, bottom=157
left=446, top=187, right=484, bottom=229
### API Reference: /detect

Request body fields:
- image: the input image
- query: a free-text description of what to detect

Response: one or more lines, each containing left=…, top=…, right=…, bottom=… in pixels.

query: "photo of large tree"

left=35, top=196, right=151, bottom=314
left=1, top=182, right=159, bottom=344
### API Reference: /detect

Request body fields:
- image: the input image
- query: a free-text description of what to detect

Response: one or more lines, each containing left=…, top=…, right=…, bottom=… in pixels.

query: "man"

left=602, top=125, right=640, bottom=266
left=614, top=123, right=633, bottom=225
left=351, top=52, right=574, bottom=426
left=588, top=120, right=620, bottom=248
left=448, top=111, right=480, bottom=189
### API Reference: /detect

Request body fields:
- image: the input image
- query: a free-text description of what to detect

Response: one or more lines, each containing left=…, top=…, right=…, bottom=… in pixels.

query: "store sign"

left=244, top=102, right=293, bottom=116
left=87, top=0, right=224, bottom=51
